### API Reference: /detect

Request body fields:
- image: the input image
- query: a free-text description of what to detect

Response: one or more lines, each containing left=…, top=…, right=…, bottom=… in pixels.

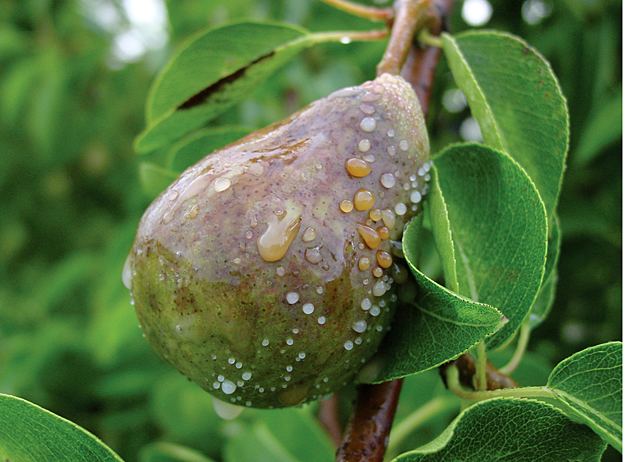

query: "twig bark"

left=335, top=2, right=455, bottom=461
left=336, top=380, right=404, bottom=461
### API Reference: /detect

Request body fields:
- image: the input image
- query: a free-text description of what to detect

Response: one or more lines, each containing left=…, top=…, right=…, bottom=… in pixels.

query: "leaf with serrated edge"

left=442, top=31, right=569, bottom=219
left=529, top=217, right=561, bottom=328
left=0, top=394, right=123, bottom=462
left=548, top=341, right=622, bottom=451
left=429, top=143, right=548, bottom=348
left=363, top=218, right=504, bottom=383
left=394, top=398, right=606, bottom=462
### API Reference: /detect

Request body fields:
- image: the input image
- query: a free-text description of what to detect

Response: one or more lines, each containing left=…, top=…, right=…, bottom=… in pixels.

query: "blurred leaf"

left=393, top=398, right=606, bottom=461
left=135, top=22, right=307, bottom=152
left=166, top=126, right=250, bottom=171
left=139, top=162, right=179, bottom=199
left=0, top=57, right=39, bottom=126
left=224, top=408, right=333, bottom=462
left=139, top=442, right=215, bottom=462
left=0, top=394, right=123, bottom=462
left=548, top=341, right=622, bottom=451
left=574, top=89, right=622, bottom=167
left=150, top=374, right=222, bottom=456
left=428, top=143, right=548, bottom=347
left=368, top=219, right=504, bottom=383
left=442, top=31, right=569, bottom=218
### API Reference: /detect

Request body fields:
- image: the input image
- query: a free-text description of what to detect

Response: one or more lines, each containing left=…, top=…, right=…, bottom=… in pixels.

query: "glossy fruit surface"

left=124, top=73, right=430, bottom=408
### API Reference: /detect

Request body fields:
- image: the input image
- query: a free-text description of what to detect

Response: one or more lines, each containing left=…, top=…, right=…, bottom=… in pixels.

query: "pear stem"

left=321, top=0, right=394, bottom=22
left=376, top=0, right=431, bottom=76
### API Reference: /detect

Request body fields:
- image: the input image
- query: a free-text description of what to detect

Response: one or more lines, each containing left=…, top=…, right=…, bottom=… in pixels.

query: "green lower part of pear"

left=131, top=240, right=397, bottom=408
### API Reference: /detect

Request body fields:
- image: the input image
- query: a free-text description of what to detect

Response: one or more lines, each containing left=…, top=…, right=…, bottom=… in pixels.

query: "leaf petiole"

left=499, top=322, right=531, bottom=375
left=446, top=366, right=555, bottom=402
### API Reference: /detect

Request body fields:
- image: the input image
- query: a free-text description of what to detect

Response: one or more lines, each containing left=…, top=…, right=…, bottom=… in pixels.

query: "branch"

left=336, top=380, right=403, bottom=461
left=440, top=353, right=518, bottom=391
left=335, top=2, right=455, bottom=461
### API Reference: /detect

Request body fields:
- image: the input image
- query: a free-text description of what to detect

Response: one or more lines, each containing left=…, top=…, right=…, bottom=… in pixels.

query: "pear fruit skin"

left=126, top=73, right=430, bottom=408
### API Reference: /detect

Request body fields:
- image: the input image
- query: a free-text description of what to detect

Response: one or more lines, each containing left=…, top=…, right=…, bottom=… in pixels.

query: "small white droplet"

left=399, top=140, right=409, bottom=151
left=221, top=380, right=237, bottom=395
left=381, top=173, right=396, bottom=189
left=363, top=154, right=375, bottom=163
left=298, top=352, right=306, bottom=359
left=286, top=292, right=300, bottom=304
left=370, top=306, right=381, bottom=317
left=302, top=303, right=315, bottom=314
left=361, top=298, right=372, bottom=311
left=344, top=340, right=354, bottom=351
left=276, top=266, right=286, bottom=277
left=286, top=337, right=294, bottom=345
left=228, top=357, right=235, bottom=365
left=387, top=129, right=395, bottom=137
left=235, top=361, right=242, bottom=369
left=352, top=320, right=367, bottom=333
left=360, top=117, right=376, bottom=132
left=373, top=280, right=387, bottom=297
left=242, top=371, right=252, bottom=380
left=286, top=365, right=293, bottom=372
left=217, top=375, right=225, bottom=382
left=340, top=36, right=352, bottom=44
left=212, top=382, right=220, bottom=389
left=358, top=139, right=371, bottom=152
left=214, top=177, right=231, bottom=192
left=262, top=338, right=270, bottom=347
left=355, top=337, right=363, bottom=345
left=395, top=203, right=407, bottom=216
left=316, top=286, right=324, bottom=294
left=318, top=316, right=326, bottom=325
left=411, top=191, right=422, bottom=204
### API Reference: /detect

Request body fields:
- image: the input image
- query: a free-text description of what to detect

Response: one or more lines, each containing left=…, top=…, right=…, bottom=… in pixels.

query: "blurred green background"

left=0, top=0, right=621, bottom=461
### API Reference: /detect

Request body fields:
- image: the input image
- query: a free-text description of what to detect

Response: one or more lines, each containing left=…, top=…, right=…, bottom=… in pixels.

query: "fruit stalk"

left=376, top=0, right=431, bottom=76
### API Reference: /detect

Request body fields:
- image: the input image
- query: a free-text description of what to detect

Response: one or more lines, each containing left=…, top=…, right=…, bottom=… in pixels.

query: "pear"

left=125, top=73, right=430, bottom=408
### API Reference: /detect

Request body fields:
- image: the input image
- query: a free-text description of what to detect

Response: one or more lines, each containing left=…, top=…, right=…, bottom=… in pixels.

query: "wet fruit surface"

left=126, top=73, right=430, bottom=408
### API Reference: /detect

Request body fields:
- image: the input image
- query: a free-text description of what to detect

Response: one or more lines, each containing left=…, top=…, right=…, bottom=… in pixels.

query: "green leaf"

left=365, top=218, right=504, bottom=383
left=0, top=394, right=123, bottom=462
left=147, top=22, right=306, bottom=124
left=442, top=31, right=569, bottom=218
left=529, top=217, right=561, bottom=328
left=139, top=162, right=179, bottom=199
left=394, top=398, right=606, bottom=462
left=135, top=22, right=307, bottom=152
left=224, top=408, right=333, bottom=462
left=139, top=442, right=215, bottom=462
left=548, top=341, right=622, bottom=451
left=166, top=126, right=250, bottom=171
left=429, top=143, right=548, bottom=347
